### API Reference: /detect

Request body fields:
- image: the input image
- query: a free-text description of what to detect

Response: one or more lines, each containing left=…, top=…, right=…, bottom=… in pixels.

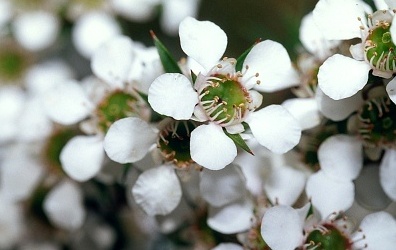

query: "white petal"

left=179, top=17, right=227, bottom=71
left=264, top=166, right=306, bottom=206
left=248, top=90, right=263, bottom=110
left=132, top=165, right=182, bottom=216
left=392, top=16, right=396, bottom=45
left=212, top=243, right=243, bottom=250
left=306, top=171, right=354, bottom=218
left=160, top=0, right=200, bottom=35
left=200, top=164, right=246, bottom=207
left=318, top=54, right=370, bottom=100
left=25, top=60, right=75, bottom=96
left=60, top=135, right=104, bottom=182
left=12, top=11, right=59, bottom=51
left=104, top=117, right=157, bottom=164
left=379, top=149, right=396, bottom=201
left=247, top=105, right=301, bottom=154
left=350, top=43, right=365, bottom=61
left=261, top=205, right=303, bottom=250
left=0, top=194, right=23, bottom=249
left=42, top=80, right=93, bottom=125
left=313, top=0, right=370, bottom=40
left=190, top=123, right=237, bottom=170
left=17, top=98, right=53, bottom=141
left=1, top=152, right=44, bottom=202
left=355, top=164, right=392, bottom=210
left=315, top=86, right=364, bottom=121
left=225, top=123, right=244, bottom=134
left=299, top=12, right=340, bottom=59
left=386, top=77, right=396, bottom=104
left=43, top=181, right=85, bottom=230
left=244, top=40, right=299, bottom=91
left=318, top=135, right=363, bottom=181
left=91, top=36, right=135, bottom=88
left=385, top=0, right=396, bottom=8
left=207, top=198, right=254, bottom=234
left=352, top=212, right=396, bottom=250
left=72, top=11, right=121, bottom=58
left=110, top=0, right=158, bottom=22
left=374, top=0, right=389, bottom=9
left=0, top=87, right=25, bottom=143
left=282, top=98, right=320, bottom=130
left=148, top=73, right=197, bottom=120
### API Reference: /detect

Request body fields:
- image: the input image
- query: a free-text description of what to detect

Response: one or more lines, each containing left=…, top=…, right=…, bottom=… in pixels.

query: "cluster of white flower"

left=0, top=0, right=396, bottom=249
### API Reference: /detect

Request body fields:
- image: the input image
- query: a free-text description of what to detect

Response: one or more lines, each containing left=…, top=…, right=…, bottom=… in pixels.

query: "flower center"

left=364, top=19, right=396, bottom=74
left=305, top=224, right=351, bottom=250
left=0, top=47, right=28, bottom=81
left=199, top=74, right=251, bottom=126
left=358, top=95, right=396, bottom=147
left=96, top=90, right=142, bottom=132
left=158, top=120, right=197, bottom=168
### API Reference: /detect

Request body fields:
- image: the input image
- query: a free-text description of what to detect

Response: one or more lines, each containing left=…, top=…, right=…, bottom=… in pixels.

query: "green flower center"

left=305, top=224, right=351, bottom=250
left=199, top=74, right=251, bottom=126
left=158, top=120, right=197, bottom=168
left=364, top=21, right=396, bottom=73
left=96, top=90, right=141, bottom=132
left=358, top=96, right=396, bottom=147
left=0, top=49, right=27, bottom=81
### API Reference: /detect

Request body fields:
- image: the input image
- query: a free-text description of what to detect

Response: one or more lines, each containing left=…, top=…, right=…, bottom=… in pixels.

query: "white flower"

left=261, top=204, right=396, bottom=250
left=42, top=36, right=157, bottom=182
left=0, top=192, right=23, bottom=249
left=148, top=17, right=301, bottom=170
left=313, top=0, right=396, bottom=100
left=306, top=135, right=363, bottom=218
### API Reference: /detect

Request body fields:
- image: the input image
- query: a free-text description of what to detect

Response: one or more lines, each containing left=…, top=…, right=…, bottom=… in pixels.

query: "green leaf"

left=235, top=39, right=261, bottom=72
left=150, top=30, right=182, bottom=74
left=191, top=70, right=197, bottom=84
left=223, top=129, right=254, bottom=155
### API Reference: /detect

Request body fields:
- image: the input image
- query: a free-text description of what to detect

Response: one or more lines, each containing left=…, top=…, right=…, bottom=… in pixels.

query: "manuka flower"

left=148, top=17, right=301, bottom=170
left=261, top=204, right=396, bottom=250
left=313, top=0, right=396, bottom=101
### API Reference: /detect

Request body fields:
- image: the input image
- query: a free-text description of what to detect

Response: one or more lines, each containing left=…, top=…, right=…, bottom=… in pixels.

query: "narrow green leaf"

left=235, top=39, right=261, bottom=72
left=223, top=129, right=254, bottom=155
left=150, top=30, right=182, bottom=74
left=191, top=70, right=197, bottom=84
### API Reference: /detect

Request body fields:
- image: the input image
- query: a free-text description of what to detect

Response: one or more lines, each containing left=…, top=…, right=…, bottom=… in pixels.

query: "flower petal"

left=104, top=117, right=157, bottom=164
left=299, top=12, right=340, bottom=59
left=352, top=212, right=396, bottom=250
left=386, top=77, right=396, bottom=104
left=43, top=180, right=85, bottom=230
left=200, top=164, right=246, bottom=207
left=132, top=165, right=182, bottom=216
left=315, top=87, right=364, bottom=121
left=212, top=243, right=243, bottom=250
left=318, top=135, right=363, bottom=181
left=148, top=73, right=197, bottom=120
left=355, top=164, right=392, bottom=210
left=72, top=11, right=121, bottom=58
left=379, top=149, right=396, bottom=201
left=207, top=198, right=254, bottom=234
left=12, top=11, right=59, bottom=51
left=60, top=135, right=104, bottom=182
left=243, top=40, right=299, bottom=91
left=247, top=105, right=301, bottom=154
left=91, top=36, right=135, bottom=89
left=318, top=54, right=370, bottom=100
left=190, top=123, right=237, bottom=170
left=264, top=166, right=306, bottom=206
left=42, top=80, right=93, bottom=125
left=261, top=205, right=303, bottom=250
left=179, top=17, right=227, bottom=71
left=306, top=171, right=354, bottom=218
left=160, top=0, right=200, bottom=35
left=312, top=0, right=370, bottom=40
left=282, top=98, right=320, bottom=130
